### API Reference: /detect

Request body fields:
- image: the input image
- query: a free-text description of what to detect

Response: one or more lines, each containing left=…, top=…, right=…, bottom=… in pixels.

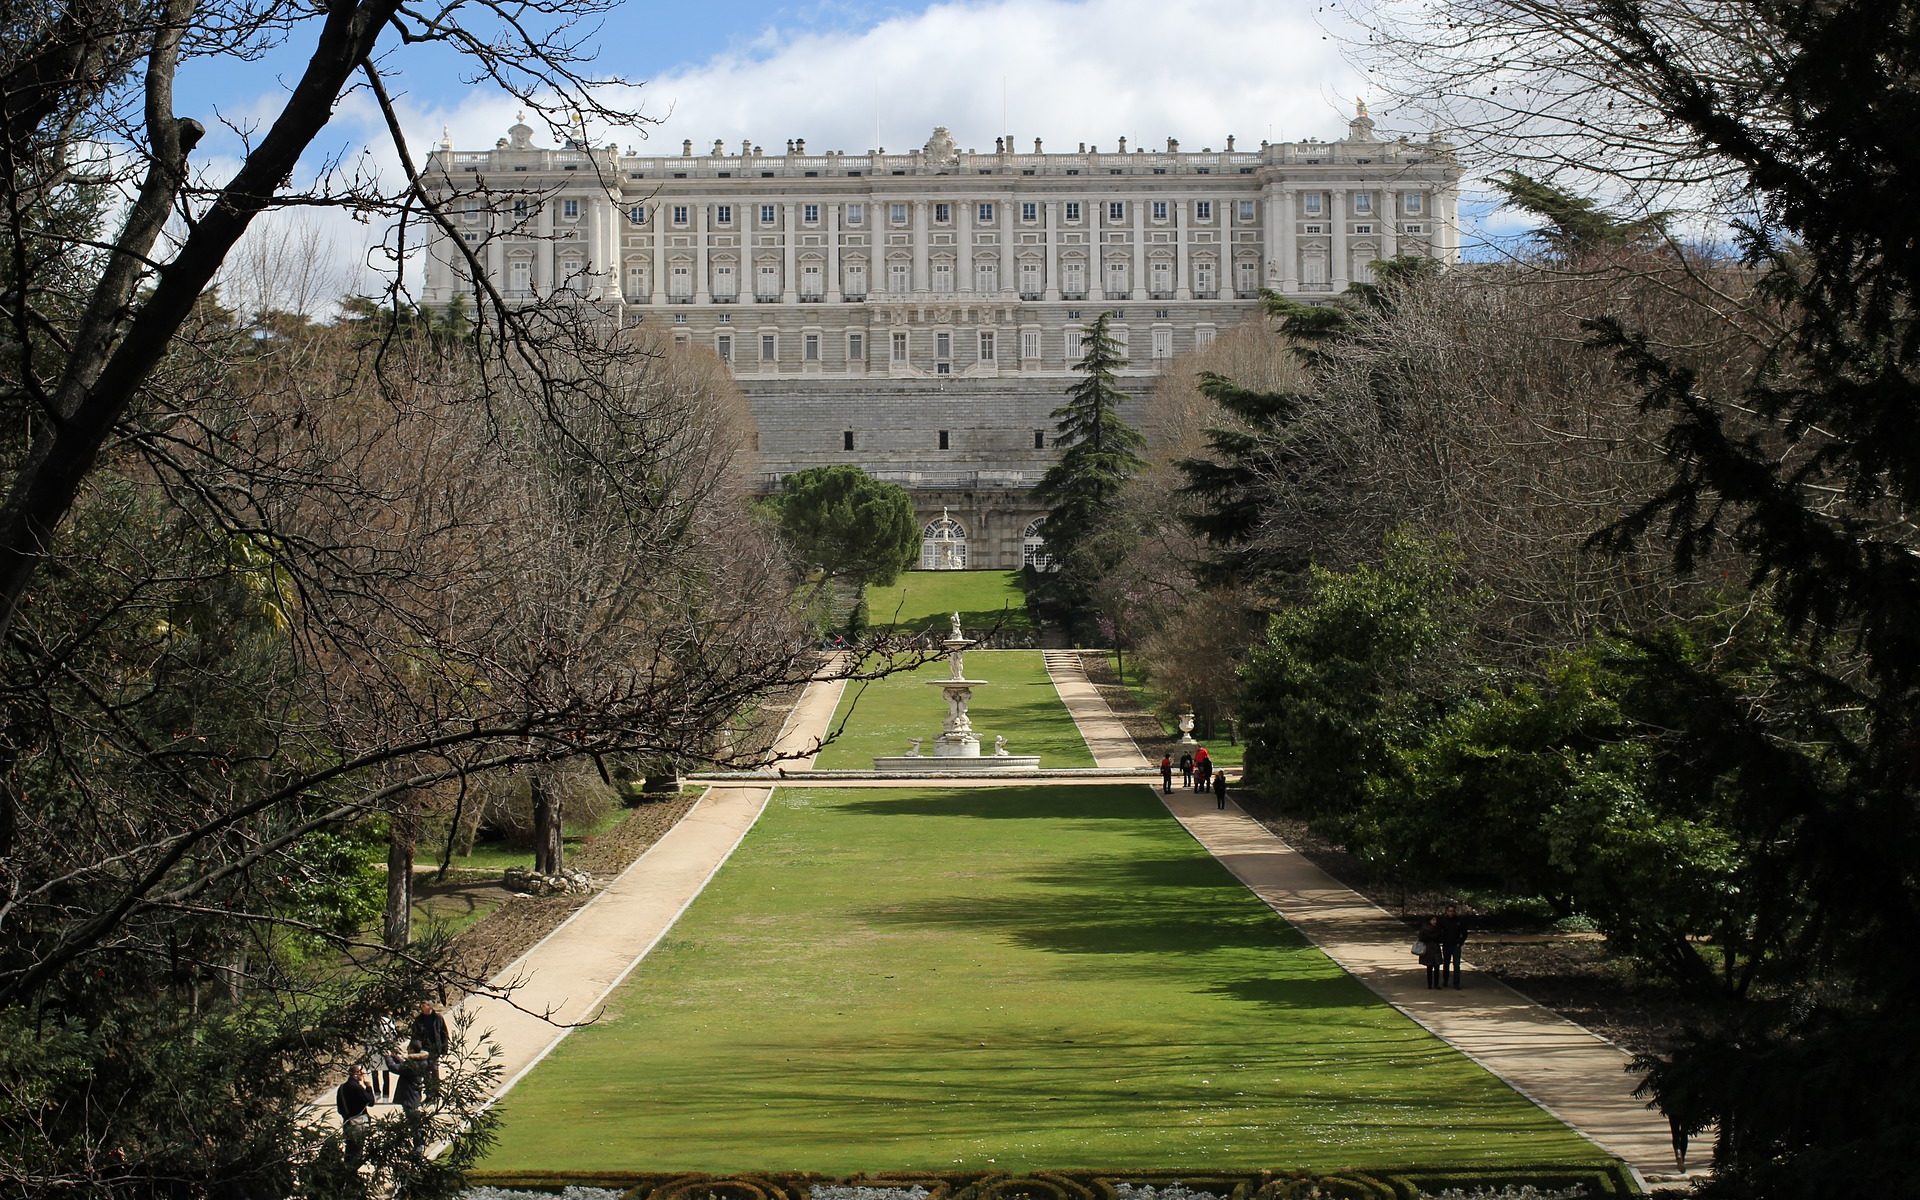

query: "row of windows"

left=834, top=431, right=1052, bottom=452
left=615, top=197, right=1287, bottom=228
left=493, top=193, right=1426, bottom=229
left=707, top=324, right=1215, bottom=365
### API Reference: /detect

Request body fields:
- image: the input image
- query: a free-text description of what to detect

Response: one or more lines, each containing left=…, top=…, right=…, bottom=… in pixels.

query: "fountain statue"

left=872, top=614, right=1041, bottom=772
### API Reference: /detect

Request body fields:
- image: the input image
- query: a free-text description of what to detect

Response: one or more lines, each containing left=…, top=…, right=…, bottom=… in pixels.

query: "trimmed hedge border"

left=463, top=1165, right=1642, bottom=1199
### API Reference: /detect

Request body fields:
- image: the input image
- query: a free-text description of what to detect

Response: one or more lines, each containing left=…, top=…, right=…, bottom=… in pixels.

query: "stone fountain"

left=872, top=612, right=1042, bottom=772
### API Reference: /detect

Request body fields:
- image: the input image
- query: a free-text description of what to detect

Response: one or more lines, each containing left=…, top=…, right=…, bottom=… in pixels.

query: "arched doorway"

left=920, top=511, right=968, bottom=570
left=1022, top=519, right=1054, bottom=571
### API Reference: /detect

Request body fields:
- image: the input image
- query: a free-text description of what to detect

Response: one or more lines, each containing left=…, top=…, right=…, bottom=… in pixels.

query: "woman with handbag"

left=1415, top=914, right=1444, bottom=989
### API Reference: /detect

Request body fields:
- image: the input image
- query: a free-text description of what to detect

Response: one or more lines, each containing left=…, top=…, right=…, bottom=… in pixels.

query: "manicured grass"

left=418, top=806, right=631, bottom=873
left=815, top=650, right=1094, bottom=769
left=865, top=570, right=1033, bottom=637
left=483, top=784, right=1604, bottom=1173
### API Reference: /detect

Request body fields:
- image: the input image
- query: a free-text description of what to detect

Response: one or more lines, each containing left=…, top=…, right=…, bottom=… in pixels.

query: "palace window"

left=932, top=260, right=954, bottom=293
left=760, top=204, right=776, bottom=224
left=512, top=199, right=528, bottom=218
left=715, top=333, right=732, bottom=361
left=975, top=261, right=997, bottom=293
left=508, top=258, right=531, bottom=295
left=891, top=330, right=909, bottom=360
left=1065, top=201, right=1082, bottom=221
left=890, top=202, right=908, bottom=224
left=1032, top=429, right=1045, bottom=449
left=935, top=203, right=952, bottom=223
left=889, top=260, right=911, bottom=292
left=669, top=264, right=691, bottom=298
left=1196, top=200, right=1213, bottom=220
left=1062, top=260, right=1086, bottom=294
left=1021, top=201, right=1038, bottom=222
left=1238, top=199, right=1255, bottom=221
left=758, top=263, right=780, bottom=298
left=1108, top=201, right=1125, bottom=221
left=845, top=262, right=867, bottom=295
left=761, top=333, right=777, bottom=361
left=939, top=430, right=950, bottom=450
left=843, top=430, right=855, bottom=450
left=847, top=203, right=865, bottom=224
left=713, top=263, right=737, bottom=298
left=1354, top=192, right=1373, bottom=214
left=1019, top=259, right=1042, bottom=295
left=978, top=202, right=995, bottom=222
left=1404, top=192, right=1425, bottom=214
left=1195, top=324, right=1216, bottom=349
left=628, top=204, right=647, bottom=224
left=804, top=333, right=820, bottom=361
left=978, top=331, right=996, bottom=361
left=848, top=332, right=864, bottom=361
left=803, top=203, right=820, bottom=223
left=715, top=204, right=732, bottom=224
left=1151, top=200, right=1168, bottom=221
left=1022, top=519, right=1053, bottom=571
left=1021, top=329, right=1041, bottom=360
left=1303, top=193, right=1324, bottom=215
left=558, top=199, right=577, bottom=219
left=1151, top=327, right=1173, bottom=360
left=801, top=262, right=823, bottom=298
left=671, top=204, right=689, bottom=225
left=1195, top=261, right=1216, bottom=293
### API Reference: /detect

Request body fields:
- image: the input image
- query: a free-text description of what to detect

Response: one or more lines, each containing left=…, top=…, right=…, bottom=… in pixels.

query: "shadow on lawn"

left=834, top=786, right=1160, bottom=822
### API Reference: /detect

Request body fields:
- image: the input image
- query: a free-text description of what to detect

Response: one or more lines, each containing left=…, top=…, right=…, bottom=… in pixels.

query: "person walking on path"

left=388, top=1038, right=431, bottom=1155
left=411, top=1000, right=450, bottom=1102
left=1212, top=770, right=1229, bottom=810
left=336, top=1065, right=376, bottom=1169
left=1416, top=915, right=1445, bottom=989
left=1178, top=752, right=1194, bottom=788
left=1194, top=747, right=1212, bottom=792
left=366, top=1011, right=397, bottom=1102
left=1437, top=902, right=1470, bottom=989
left=1160, top=754, right=1174, bottom=794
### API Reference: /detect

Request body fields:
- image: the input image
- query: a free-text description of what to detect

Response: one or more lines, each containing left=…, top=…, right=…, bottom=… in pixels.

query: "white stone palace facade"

left=420, top=109, right=1460, bottom=568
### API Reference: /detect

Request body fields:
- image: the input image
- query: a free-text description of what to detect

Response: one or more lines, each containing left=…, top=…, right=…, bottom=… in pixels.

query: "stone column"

left=533, top=199, right=552, bottom=293
left=694, top=200, right=709, bottom=303
left=1044, top=200, right=1061, bottom=301
left=1381, top=193, right=1399, bottom=263
left=912, top=200, right=929, bottom=294
left=826, top=203, right=842, bottom=303
left=650, top=204, right=666, bottom=304
left=1331, top=187, right=1349, bottom=291
left=999, top=194, right=1016, bottom=296
left=1130, top=195, right=1147, bottom=299
left=957, top=198, right=973, bottom=294
left=1279, top=187, right=1299, bottom=293
left=782, top=202, right=798, bottom=302
left=1438, top=187, right=1461, bottom=262
left=1092, top=198, right=1106, bottom=300
left=1175, top=198, right=1191, bottom=300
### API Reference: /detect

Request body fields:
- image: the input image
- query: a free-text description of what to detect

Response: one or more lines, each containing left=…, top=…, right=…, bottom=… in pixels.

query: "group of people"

left=1159, top=748, right=1230, bottom=809
left=1413, top=904, right=1470, bottom=989
left=334, top=1000, right=452, bottom=1168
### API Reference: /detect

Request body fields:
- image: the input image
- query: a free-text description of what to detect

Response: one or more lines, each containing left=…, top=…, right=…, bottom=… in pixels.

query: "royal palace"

left=421, top=107, right=1461, bottom=568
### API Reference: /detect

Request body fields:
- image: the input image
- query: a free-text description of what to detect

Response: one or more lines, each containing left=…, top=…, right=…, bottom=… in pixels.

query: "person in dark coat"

left=1417, top=915, right=1444, bottom=988
left=388, top=1039, right=431, bottom=1155
left=1160, top=755, right=1173, bottom=794
left=1436, top=903, right=1469, bottom=989
left=411, top=1000, right=450, bottom=1101
left=1194, top=747, right=1212, bottom=792
left=336, top=1065, right=376, bottom=1169
left=1212, top=770, right=1229, bottom=810
left=1178, top=752, right=1194, bottom=787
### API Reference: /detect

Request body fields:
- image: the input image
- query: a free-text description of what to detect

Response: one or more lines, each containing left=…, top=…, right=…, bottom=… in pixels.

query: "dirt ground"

left=1081, top=654, right=1705, bottom=1058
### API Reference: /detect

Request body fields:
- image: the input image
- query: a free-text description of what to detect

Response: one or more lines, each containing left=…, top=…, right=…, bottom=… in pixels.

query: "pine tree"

left=1032, top=312, right=1147, bottom=613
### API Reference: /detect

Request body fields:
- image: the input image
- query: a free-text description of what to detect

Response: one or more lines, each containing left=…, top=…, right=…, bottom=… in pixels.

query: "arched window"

left=1022, top=520, right=1054, bottom=571
left=920, top=514, right=969, bottom=570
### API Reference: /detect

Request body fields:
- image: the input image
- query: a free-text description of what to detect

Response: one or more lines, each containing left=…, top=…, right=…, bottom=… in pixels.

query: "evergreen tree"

left=1031, top=313, right=1147, bottom=614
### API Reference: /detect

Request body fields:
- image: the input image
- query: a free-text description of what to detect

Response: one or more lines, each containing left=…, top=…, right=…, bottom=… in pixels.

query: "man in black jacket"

left=411, top=1000, right=451, bottom=1102
left=1436, top=903, right=1469, bottom=989
left=336, top=1065, right=376, bottom=1168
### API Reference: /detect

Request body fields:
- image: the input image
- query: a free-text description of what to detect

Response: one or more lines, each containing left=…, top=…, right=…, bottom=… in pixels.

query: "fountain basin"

left=872, top=754, right=1043, bottom=773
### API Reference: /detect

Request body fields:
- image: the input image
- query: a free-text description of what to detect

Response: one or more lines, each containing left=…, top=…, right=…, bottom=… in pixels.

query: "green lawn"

left=483, top=784, right=1604, bottom=1173
left=815, top=650, right=1094, bottom=769
left=865, top=570, right=1032, bottom=637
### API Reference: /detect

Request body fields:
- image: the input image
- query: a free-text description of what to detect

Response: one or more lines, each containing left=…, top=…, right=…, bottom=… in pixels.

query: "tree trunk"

left=531, top=774, right=563, bottom=875
left=384, top=810, right=415, bottom=950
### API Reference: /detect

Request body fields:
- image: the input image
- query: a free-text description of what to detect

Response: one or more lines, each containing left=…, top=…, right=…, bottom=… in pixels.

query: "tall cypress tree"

left=1032, top=312, right=1147, bottom=612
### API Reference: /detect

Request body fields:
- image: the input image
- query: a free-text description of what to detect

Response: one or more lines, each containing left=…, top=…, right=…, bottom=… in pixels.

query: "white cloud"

left=208, top=0, right=1416, bottom=313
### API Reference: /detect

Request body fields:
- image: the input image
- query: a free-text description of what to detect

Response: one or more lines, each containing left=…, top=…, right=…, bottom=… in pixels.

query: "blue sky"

left=171, top=0, right=1519, bottom=308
